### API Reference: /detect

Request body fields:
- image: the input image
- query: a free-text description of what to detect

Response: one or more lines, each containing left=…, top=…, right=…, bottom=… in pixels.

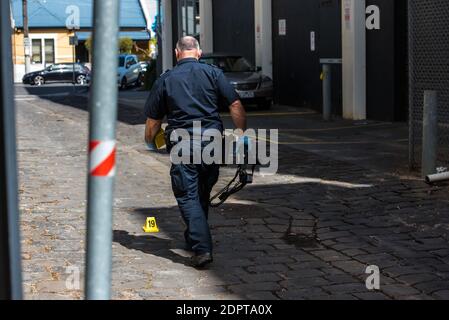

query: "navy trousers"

left=170, top=161, right=219, bottom=254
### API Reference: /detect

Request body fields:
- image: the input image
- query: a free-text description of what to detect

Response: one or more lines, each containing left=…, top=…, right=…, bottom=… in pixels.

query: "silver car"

left=117, top=54, right=143, bottom=90
left=200, top=53, right=273, bottom=109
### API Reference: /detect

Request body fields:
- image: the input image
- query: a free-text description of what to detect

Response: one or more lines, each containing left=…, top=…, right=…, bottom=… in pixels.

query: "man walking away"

left=144, top=36, right=247, bottom=268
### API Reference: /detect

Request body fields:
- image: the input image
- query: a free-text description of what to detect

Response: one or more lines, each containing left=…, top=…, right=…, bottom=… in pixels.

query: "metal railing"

left=0, top=0, right=23, bottom=300
left=1, top=0, right=122, bottom=300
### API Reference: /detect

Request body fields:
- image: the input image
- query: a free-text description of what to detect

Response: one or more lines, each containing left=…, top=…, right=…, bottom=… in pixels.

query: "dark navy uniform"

left=144, top=58, right=239, bottom=255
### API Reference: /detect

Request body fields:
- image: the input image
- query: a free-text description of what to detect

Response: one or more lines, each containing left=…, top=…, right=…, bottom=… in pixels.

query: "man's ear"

left=197, top=49, right=203, bottom=59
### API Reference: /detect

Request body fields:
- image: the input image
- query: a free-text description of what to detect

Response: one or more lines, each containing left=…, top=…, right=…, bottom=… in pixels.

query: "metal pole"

left=184, top=0, right=188, bottom=35
left=322, top=63, right=332, bottom=121
left=85, top=0, right=120, bottom=300
left=426, top=172, right=449, bottom=184
left=0, top=0, right=23, bottom=300
left=408, top=0, right=415, bottom=170
left=421, top=90, right=438, bottom=178
left=161, top=0, right=173, bottom=71
left=73, top=42, right=76, bottom=86
left=156, top=0, right=163, bottom=76
left=22, top=0, right=31, bottom=74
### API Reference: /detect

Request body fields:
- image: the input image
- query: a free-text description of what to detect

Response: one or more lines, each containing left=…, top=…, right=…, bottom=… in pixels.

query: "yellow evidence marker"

left=143, top=217, right=160, bottom=233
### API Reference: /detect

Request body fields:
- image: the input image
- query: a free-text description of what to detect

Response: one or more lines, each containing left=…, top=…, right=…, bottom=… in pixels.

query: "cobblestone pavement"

left=16, top=93, right=449, bottom=300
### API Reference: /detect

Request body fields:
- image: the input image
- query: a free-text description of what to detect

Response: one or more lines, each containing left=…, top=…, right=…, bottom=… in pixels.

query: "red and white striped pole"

left=85, top=0, right=120, bottom=301
left=89, top=140, right=117, bottom=177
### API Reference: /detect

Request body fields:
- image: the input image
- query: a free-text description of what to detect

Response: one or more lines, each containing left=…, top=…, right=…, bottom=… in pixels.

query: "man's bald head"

left=175, top=36, right=202, bottom=62
left=176, top=36, right=200, bottom=51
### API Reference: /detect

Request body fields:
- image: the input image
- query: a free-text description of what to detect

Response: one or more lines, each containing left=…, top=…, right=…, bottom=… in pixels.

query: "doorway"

left=272, top=0, right=342, bottom=113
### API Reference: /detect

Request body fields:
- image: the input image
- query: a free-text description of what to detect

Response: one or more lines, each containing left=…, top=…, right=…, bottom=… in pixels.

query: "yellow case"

left=155, top=129, right=166, bottom=149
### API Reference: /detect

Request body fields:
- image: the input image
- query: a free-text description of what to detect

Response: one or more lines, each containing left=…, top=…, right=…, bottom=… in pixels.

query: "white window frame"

left=29, top=33, right=58, bottom=71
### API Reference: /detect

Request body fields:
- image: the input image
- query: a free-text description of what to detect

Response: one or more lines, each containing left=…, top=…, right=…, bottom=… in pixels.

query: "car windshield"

left=118, top=57, right=125, bottom=67
left=201, top=56, right=254, bottom=73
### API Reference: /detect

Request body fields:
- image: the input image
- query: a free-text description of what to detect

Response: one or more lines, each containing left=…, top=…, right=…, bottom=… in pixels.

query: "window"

left=118, top=57, right=125, bottom=67
left=45, top=39, right=55, bottom=64
left=48, top=64, right=62, bottom=71
left=178, top=0, right=200, bottom=37
left=61, top=64, right=79, bottom=72
left=31, top=38, right=55, bottom=65
left=126, top=57, right=137, bottom=68
left=58, top=64, right=71, bottom=71
left=200, top=56, right=254, bottom=73
left=32, top=39, right=42, bottom=64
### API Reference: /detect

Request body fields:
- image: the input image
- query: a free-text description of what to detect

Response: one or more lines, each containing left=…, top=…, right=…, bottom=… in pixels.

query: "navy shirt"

left=144, top=58, right=239, bottom=135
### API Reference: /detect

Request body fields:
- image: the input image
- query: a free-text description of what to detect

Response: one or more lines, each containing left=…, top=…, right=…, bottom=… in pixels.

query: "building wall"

left=12, top=29, right=75, bottom=82
left=12, top=28, right=152, bottom=82
left=272, top=0, right=322, bottom=109
left=139, top=0, right=158, bottom=35
left=212, top=0, right=255, bottom=64
left=271, top=0, right=408, bottom=121
left=366, top=0, right=408, bottom=121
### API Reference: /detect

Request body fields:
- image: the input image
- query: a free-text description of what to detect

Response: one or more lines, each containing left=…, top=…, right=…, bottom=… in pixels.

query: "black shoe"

left=191, top=253, right=213, bottom=268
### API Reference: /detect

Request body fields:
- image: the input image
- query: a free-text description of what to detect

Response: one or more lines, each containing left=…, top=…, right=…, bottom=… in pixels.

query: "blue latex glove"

left=236, top=135, right=253, bottom=158
left=146, top=141, right=157, bottom=151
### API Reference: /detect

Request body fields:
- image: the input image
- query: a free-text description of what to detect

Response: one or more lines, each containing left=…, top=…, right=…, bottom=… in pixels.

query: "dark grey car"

left=200, top=53, right=273, bottom=109
left=22, top=63, right=90, bottom=86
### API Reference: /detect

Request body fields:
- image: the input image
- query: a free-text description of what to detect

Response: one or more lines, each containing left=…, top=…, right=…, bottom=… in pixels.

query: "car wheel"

left=136, top=74, right=144, bottom=88
left=135, top=74, right=142, bottom=87
left=34, top=76, right=45, bottom=86
left=120, top=77, right=127, bottom=90
left=259, top=100, right=272, bottom=110
left=76, top=75, right=87, bottom=85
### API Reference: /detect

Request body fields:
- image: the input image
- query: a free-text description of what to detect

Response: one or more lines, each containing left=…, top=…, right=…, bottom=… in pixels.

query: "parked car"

left=117, top=54, right=143, bottom=89
left=22, top=63, right=90, bottom=86
left=139, top=61, right=151, bottom=73
left=200, top=53, right=273, bottom=109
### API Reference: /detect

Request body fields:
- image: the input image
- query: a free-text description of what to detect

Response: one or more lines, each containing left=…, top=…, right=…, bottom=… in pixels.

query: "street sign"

left=69, top=35, right=78, bottom=46
left=23, top=37, right=30, bottom=47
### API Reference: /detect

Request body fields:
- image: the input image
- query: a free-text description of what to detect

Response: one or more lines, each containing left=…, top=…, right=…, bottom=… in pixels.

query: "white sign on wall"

left=310, top=31, right=316, bottom=51
left=278, top=19, right=287, bottom=36
left=23, top=38, right=31, bottom=55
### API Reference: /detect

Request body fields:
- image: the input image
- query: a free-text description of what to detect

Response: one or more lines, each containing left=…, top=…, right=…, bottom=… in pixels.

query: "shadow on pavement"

left=19, top=85, right=147, bottom=125
left=111, top=143, right=449, bottom=299
left=20, top=84, right=89, bottom=96
left=17, top=84, right=449, bottom=299
left=20, top=84, right=282, bottom=127
left=113, top=230, right=192, bottom=268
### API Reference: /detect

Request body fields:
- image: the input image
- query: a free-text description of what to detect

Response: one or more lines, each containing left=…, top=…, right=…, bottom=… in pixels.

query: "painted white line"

left=15, top=92, right=71, bottom=99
